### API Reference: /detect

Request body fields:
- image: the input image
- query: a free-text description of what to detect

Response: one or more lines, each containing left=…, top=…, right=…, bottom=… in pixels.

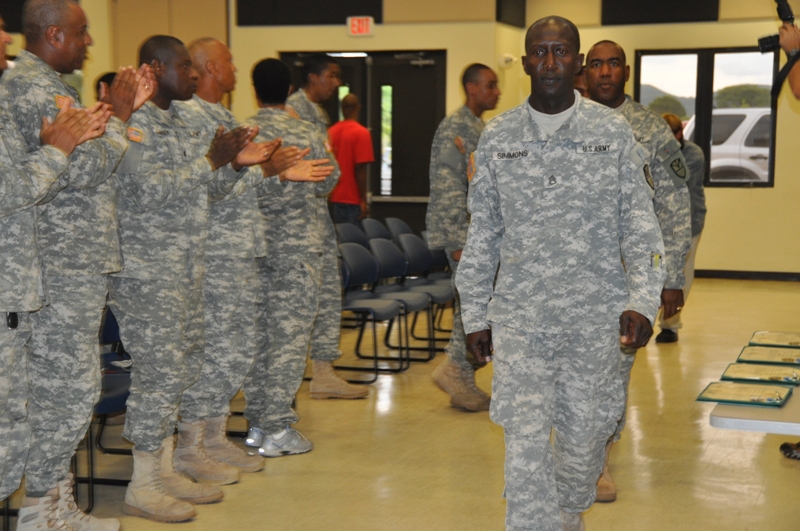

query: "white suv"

left=683, top=107, right=771, bottom=183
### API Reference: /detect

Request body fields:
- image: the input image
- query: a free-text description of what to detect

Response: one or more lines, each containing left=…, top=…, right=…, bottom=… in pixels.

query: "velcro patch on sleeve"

left=54, top=95, right=73, bottom=109
left=454, top=136, right=466, bottom=154
left=467, top=151, right=476, bottom=182
left=127, top=127, right=144, bottom=143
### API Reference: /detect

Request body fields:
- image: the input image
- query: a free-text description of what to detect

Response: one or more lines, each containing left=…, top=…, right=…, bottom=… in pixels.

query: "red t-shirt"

left=328, top=119, right=375, bottom=205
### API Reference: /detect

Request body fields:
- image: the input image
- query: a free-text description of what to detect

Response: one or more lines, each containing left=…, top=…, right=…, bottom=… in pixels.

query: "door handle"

left=749, top=154, right=768, bottom=160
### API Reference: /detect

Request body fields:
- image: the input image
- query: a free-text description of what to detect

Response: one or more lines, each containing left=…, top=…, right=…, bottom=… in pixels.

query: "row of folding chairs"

left=333, top=219, right=456, bottom=383
left=340, top=217, right=451, bottom=277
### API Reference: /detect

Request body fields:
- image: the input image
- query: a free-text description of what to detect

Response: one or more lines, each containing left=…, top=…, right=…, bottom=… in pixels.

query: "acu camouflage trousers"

left=612, top=346, right=638, bottom=442
left=25, top=275, right=107, bottom=493
left=0, top=314, right=31, bottom=500
left=244, top=255, right=324, bottom=433
left=444, top=256, right=482, bottom=372
left=108, top=275, right=204, bottom=452
left=180, top=257, right=258, bottom=419
left=490, top=322, right=623, bottom=531
left=308, top=224, right=343, bottom=363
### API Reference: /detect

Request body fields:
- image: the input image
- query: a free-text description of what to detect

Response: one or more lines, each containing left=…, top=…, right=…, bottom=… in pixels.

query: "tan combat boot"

left=560, top=510, right=585, bottom=531
left=204, top=415, right=264, bottom=472
left=596, top=440, right=617, bottom=502
left=123, top=447, right=197, bottom=523
left=310, top=360, right=369, bottom=399
left=461, top=363, right=491, bottom=402
left=16, top=488, right=73, bottom=531
left=160, top=436, right=225, bottom=504
left=432, top=357, right=490, bottom=411
left=57, top=473, right=120, bottom=531
left=173, top=419, right=240, bottom=485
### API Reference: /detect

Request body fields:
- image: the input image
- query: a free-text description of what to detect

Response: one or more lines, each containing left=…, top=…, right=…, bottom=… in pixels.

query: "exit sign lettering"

left=347, top=16, right=374, bottom=37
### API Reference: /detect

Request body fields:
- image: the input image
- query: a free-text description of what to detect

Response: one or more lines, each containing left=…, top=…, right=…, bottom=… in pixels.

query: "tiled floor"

left=6, top=278, right=800, bottom=530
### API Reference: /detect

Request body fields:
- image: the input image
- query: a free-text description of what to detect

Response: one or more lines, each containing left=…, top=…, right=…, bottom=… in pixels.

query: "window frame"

left=634, top=46, right=780, bottom=188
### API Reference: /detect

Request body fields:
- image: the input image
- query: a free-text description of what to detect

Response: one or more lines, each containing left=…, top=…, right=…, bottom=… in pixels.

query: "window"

left=635, top=47, right=779, bottom=187
left=380, top=85, right=393, bottom=196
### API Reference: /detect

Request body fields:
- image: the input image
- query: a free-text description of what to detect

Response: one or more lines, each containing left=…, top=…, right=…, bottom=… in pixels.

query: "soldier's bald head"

left=139, top=35, right=185, bottom=67
left=525, top=16, right=580, bottom=53
left=188, top=37, right=225, bottom=72
left=22, top=0, right=78, bottom=43
left=587, top=40, right=626, bottom=67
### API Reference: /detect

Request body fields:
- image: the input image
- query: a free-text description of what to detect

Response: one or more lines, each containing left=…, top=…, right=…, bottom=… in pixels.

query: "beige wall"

left=493, top=23, right=527, bottom=116
left=228, top=13, right=502, bottom=121
left=720, top=0, right=800, bottom=21
left=110, top=0, right=226, bottom=70
left=526, top=0, right=602, bottom=28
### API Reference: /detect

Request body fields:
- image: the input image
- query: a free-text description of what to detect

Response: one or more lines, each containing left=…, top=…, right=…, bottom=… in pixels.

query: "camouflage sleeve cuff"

left=624, top=302, right=657, bottom=326
left=462, top=320, right=491, bottom=335
left=37, top=144, right=70, bottom=174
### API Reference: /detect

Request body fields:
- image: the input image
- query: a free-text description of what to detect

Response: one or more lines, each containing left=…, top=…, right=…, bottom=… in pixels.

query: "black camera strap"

left=772, top=52, right=800, bottom=100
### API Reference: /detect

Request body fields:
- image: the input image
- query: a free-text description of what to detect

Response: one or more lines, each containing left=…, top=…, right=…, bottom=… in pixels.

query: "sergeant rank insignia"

left=670, top=158, right=687, bottom=180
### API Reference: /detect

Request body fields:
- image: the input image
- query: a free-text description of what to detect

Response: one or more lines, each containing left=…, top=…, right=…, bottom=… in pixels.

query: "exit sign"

left=347, top=16, right=374, bottom=37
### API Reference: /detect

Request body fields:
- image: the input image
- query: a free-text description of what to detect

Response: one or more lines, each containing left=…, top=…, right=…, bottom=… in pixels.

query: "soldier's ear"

left=44, top=25, right=63, bottom=49
left=575, top=53, right=585, bottom=74
left=624, top=64, right=630, bottom=83
left=150, top=59, right=165, bottom=80
left=205, top=60, right=217, bottom=77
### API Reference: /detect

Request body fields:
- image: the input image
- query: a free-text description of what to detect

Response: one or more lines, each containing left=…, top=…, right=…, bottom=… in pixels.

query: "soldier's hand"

left=466, top=329, right=493, bottom=365
left=451, top=249, right=463, bottom=262
left=233, top=138, right=281, bottom=170
left=78, top=102, right=113, bottom=144
left=619, top=310, right=653, bottom=349
left=101, top=66, right=139, bottom=123
left=262, top=145, right=306, bottom=177
left=660, top=289, right=684, bottom=320
left=278, top=156, right=332, bottom=183
left=206, top=125, right=257, bottom=171
left=40, top=100, right=94, bottom=156
left=133, top=64, right=157, bottom=112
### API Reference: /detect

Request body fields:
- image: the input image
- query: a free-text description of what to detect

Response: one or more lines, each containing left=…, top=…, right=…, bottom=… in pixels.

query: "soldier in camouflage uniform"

left=285, top=56, right=367, bottom=399
left=0, top=3, right=146, bottom=530
left=585, top=40, right=692, bottom=502
left=0, top=55, right=98, bottom=506
left=241, top=58, right=342, bottom=458
left=457, top=18, right=665, bottom=531
left=175, top=38, right=333, bottom=480
left=657, top=112, right=707, bottom=343
left=109, top=35, right=266, bottom=523
left=427, top=63, right=500, bottom=412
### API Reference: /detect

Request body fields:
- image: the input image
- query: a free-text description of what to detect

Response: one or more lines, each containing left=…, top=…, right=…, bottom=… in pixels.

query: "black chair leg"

left=2, top=498, right=16, bottom=531
left=74, top=417, right=131, bottom=515
left=95, top=415, right=132, bottom=456
left=385, top=306, right=437, bottom=361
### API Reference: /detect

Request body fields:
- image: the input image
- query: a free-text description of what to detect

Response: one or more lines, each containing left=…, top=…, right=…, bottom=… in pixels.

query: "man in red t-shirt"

left=328, top=94, right=374, bottom=227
